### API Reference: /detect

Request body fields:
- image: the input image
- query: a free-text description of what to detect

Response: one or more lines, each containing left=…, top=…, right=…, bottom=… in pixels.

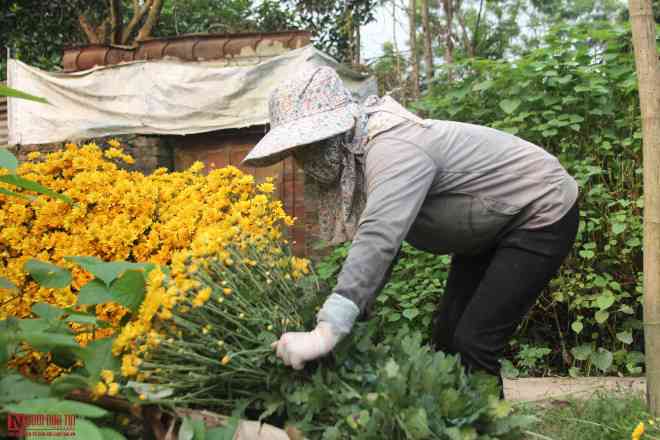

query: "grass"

left=520, top=393, right=660, bottom=440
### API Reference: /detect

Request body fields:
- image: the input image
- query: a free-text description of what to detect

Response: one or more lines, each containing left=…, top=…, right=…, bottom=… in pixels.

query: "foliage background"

left=321, top=21, right=647, bottom=378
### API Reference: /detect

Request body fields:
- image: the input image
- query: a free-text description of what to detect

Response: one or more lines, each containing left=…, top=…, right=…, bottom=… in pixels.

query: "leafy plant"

left=333, top=21, right=647, bottom=377
left=276, top=326, right=534, bottom=439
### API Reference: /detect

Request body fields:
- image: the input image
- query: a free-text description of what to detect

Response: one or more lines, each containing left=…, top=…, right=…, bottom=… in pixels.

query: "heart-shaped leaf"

left=591, top=349, right=613, bottom=372
left=111, top=270, right=146, bottom=313
left=31, top=303, right=64, bottom=320
left=616, top=331, right=633, bottom=345
left=77, top=279, right=114, bottom=305
left=24, top=259, right=72, bottom=288
left=499, top=99, right=521, bottom=114
left=571, top=321, right=584, bottom=334
left=595, top=310, right=610, bottom=324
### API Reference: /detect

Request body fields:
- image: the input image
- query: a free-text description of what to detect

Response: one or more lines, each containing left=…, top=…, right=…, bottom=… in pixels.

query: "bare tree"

left=629, top=0, right=660, bottom=417
left=421, top=0, right=434, bottom=83
left=409, top=0, right=420, bottom=97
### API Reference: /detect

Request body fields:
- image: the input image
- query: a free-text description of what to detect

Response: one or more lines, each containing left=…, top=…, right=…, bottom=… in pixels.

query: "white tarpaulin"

left=7, top=45, right=376, bottom=145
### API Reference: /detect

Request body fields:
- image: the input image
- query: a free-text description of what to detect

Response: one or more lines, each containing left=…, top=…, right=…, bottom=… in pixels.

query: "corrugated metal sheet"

left=63, top=30, right=312, bottom=72
left=0, top=82, right=7, bottom=147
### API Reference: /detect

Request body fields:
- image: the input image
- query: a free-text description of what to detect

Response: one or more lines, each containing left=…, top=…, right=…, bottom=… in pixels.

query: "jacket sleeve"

left=319, top=137, right=437, bottom=331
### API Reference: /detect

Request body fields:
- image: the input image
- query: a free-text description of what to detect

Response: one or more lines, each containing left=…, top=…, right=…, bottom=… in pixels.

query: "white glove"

left=271, top=321, right=341, bottom=370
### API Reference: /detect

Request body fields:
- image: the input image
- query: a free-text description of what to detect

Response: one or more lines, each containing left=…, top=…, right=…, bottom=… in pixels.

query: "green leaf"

left=402, top=308, right=420, bottom=320
left=499, top=99, right=521, bottom=114
left=78, top=338, right=119, bottom=382
left=0, top=148, right=19, bottom=173
left=612, top=222, right=626, bottom=235
left=499, top=359, right=520, bottom=379
left=73, top=418, right=104, bottom=440
left=192, top=418, right=206, bottom=440
left=50, top=374, right=91, bottom=397
left=384, top=358, right=400, bottom=379
left=110, top=270, right=146, bottom=313
left=0, top=374, right=51, bottom=404
left=616, top=331, right=633, bottom=345
left=595, top=293, right=615, bottom=310
left=0, top=84, right=49, bottom=103
left=579, top=249, right=595, bottom=259
left=32, top=303, right=65, bottom=320
left=473, top=80, right=494, bottom=91
left=178, top=416, right=195, bottom=440
left=65, top=312, right=102, bottom=325
left=595, top=310, right=610, bottom=324
left=206, top=418, right=239, bottom=440
left=24, top=259, right=72, bottom=288
left=0, top=174, right=72, bottom=203
left=571, top=344, right=593, bottom=361
left=591, top=349, right=613, bottom=372
left=77, top=280, right=115, bottom=305
left=66, top=257, right=154, bottom=287
left=99, top=428, right=127, bottom=440
left=0, top=187, right=34, bottom=200
left=402, top=407, right=432, bottom=439
left=569, top=367, right=581, bottom=378
left=3, top=398, right=108, bottom=418
left=571, top=320, right=584, bottom=334
left=0, top=276, right=17, bottom=291
left=20, top=331, right=79, bottom=352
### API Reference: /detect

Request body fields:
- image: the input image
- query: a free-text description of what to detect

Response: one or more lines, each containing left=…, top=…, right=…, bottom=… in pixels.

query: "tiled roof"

left=62, top=30, right=312, bottom=72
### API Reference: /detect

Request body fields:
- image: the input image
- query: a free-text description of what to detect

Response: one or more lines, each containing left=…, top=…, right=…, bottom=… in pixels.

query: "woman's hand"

left=271, top=321, right=341, bottom=370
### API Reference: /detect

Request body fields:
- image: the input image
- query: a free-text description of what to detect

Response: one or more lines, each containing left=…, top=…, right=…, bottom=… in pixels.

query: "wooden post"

left=629, top=0, right=660, bottom=416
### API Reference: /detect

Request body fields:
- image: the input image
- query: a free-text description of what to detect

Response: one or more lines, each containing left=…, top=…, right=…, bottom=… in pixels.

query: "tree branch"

left=121, top=0, right=154, bottom=45
left=108, top=0, right=123, bottom=44
left=78, top=14, right=101, bottom=44
left=135, top=0, right=165, bottom=42
left=473, top=0, right=484, bottom=54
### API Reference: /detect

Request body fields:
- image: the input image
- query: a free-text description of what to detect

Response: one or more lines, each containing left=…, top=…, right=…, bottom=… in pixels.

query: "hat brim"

left=242, top=105, right=356, bottom=167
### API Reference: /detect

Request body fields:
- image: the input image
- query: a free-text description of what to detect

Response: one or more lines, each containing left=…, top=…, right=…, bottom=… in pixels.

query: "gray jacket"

left=319, top=119, right=578, bottom=326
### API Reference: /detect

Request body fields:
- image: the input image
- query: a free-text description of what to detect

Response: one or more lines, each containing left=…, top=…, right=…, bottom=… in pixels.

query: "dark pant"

left=431, top=201, right=579, bottom=388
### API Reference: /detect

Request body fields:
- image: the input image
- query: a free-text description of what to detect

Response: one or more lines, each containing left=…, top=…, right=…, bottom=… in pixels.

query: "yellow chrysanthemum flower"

left=107, top=382, right=120, bottom=397
left=632, top=422, right=645, bottom=440
left=100, top=369, right=114, bottom=384
left=92, top=382, right=108, bottom=397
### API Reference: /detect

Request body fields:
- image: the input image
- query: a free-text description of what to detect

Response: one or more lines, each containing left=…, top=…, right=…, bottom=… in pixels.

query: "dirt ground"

left=503, top=377, right=646, bottom=402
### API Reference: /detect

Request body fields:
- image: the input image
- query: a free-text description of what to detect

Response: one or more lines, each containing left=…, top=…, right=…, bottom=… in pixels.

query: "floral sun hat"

left=242, top=66, right=358, bottom=167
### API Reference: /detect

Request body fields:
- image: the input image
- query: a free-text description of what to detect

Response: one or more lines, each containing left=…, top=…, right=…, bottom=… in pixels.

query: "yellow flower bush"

left=0, top=141, right=297, bottom=379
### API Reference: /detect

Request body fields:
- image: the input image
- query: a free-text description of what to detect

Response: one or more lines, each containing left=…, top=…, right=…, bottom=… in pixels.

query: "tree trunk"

left=135, top=0, right=164, bottom=42
left=354, top=24, right=361, bottom=65
left=108, top=0, right=122, bottom=45
left=121, top=0, right=153, bottom=44
left=629, top=0, right=660, bottom=417
left=421, top=0, right=434, bottom=83
left=409, top=0, right=420, bottom=98
left=441, top=0, right=454, bottom=81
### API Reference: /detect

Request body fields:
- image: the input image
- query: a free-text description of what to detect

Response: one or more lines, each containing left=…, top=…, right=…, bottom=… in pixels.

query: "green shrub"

left=319, top=22, right=644, bottom=377
left=279, top=325, right=535, bottom=439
